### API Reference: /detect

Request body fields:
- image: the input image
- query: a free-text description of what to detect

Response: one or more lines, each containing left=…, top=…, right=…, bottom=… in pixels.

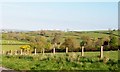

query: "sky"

left=0, top=2, right=118, bottom=31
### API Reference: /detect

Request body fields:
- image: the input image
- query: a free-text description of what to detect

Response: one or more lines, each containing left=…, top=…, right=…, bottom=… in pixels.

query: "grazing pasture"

left=1, top=40, right=29, bottom=45
left=2, top=45, right=23, bottom=51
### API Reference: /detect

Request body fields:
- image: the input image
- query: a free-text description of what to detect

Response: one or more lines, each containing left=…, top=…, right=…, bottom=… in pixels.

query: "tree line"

left=2, top=30, right=119, bottom=53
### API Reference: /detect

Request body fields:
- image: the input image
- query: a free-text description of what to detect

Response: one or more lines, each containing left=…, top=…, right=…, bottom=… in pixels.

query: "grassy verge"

left=2, top=51, right=118, bottom=70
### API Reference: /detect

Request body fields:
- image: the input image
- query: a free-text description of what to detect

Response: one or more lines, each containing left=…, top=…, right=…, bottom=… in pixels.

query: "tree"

left=95, top=37, right=103, bottom=46
left=81, top=36, right=93, bottom=49
left=40, top=30, right=46, bottom=36
left=80, top=41, right=87, bottom=47
left=81, top=36, right=91, bottom=42
left=51, top=33, right=62, bottom=45
left=29, top=36, right=36, bottom=42
left=60, top=37, right=79, bottom=52
left=2, top=33, right=7, bottom=39
left=30, top=36, right=51, bottom=53
left=109, top=36, right=117, bottom=46
left=109, top=30, right=118, bottom=50
left=51, top=33, right=62, bottom=53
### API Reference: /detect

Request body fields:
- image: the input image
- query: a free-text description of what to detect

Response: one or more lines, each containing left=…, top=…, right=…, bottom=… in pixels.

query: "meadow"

left=1, top=51, right=118, bottom=70
left=2, top=45, right=23, bottom=51
left=1, top=40, right=29, bottom=45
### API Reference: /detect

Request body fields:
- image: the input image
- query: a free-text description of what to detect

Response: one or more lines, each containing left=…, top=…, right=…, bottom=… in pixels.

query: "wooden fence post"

left=100, top=46, right=104, bottom=59
left=53, top=48, right=55, bottom=54
left=21, top=49, right=23, bottom=55
left=81, top=46, right=84, bottom=56
left=43, top=48, right=44, bottom=55
left=35, top=48, right=36, bottom=55
left=15, top=50, right=17, bottom=55
left=66, top=47, right=68, bottom=53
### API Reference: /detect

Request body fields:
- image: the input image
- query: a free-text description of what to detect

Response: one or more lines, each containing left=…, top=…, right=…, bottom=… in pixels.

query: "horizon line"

left=1, top=28, right=118, bottom=32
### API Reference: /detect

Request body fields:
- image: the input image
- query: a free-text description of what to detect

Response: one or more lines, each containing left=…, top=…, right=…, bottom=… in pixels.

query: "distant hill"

left=1, top=29, right=30, bottom=33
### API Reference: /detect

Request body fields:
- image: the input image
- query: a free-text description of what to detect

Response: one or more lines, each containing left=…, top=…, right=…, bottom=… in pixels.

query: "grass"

left=43, top=51, right=118, bottom=60
left=2, top=44, right=118, bottom=60
left=2, top=51, right=118, bottom=70
left=79, top=32, right=109, bottom=38
left=64, top=30, right=119, bottom=40
left=1, top=51, right=118, bottom=70
left=84, top=51, right=118, bottom=60
left=65, top=32, right=108, bottom=38
left=2, top=45, right=23, bottom=51
left=1, top=40, right=29, bottom=45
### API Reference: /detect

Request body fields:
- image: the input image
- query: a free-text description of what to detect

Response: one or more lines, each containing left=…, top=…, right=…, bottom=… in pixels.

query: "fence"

left=1, top=46, right=105, bottom=59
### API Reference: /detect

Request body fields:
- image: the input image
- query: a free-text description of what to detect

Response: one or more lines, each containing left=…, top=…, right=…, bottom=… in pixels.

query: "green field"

left=2, top=42, right=118, bottom=61
left=1, top=51, right=118, bottom=70
left=66, top=32, right=109, bottom=38
left=1, top=40, right=29, bottom=45
left=1, top=40, right=29, bottom=51
left=2, top=45, right=23, bottom=51
left=42, top=51, right=118, bottom=60
left=2, top=44, right=118, bottom=61
left=84, top=51, right=118, bottom=60
left=64, top=30, right=118, bottom=38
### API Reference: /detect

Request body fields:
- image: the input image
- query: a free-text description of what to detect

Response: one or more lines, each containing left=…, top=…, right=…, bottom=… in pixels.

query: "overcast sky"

left=1, top=2, right=118, bottom=31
